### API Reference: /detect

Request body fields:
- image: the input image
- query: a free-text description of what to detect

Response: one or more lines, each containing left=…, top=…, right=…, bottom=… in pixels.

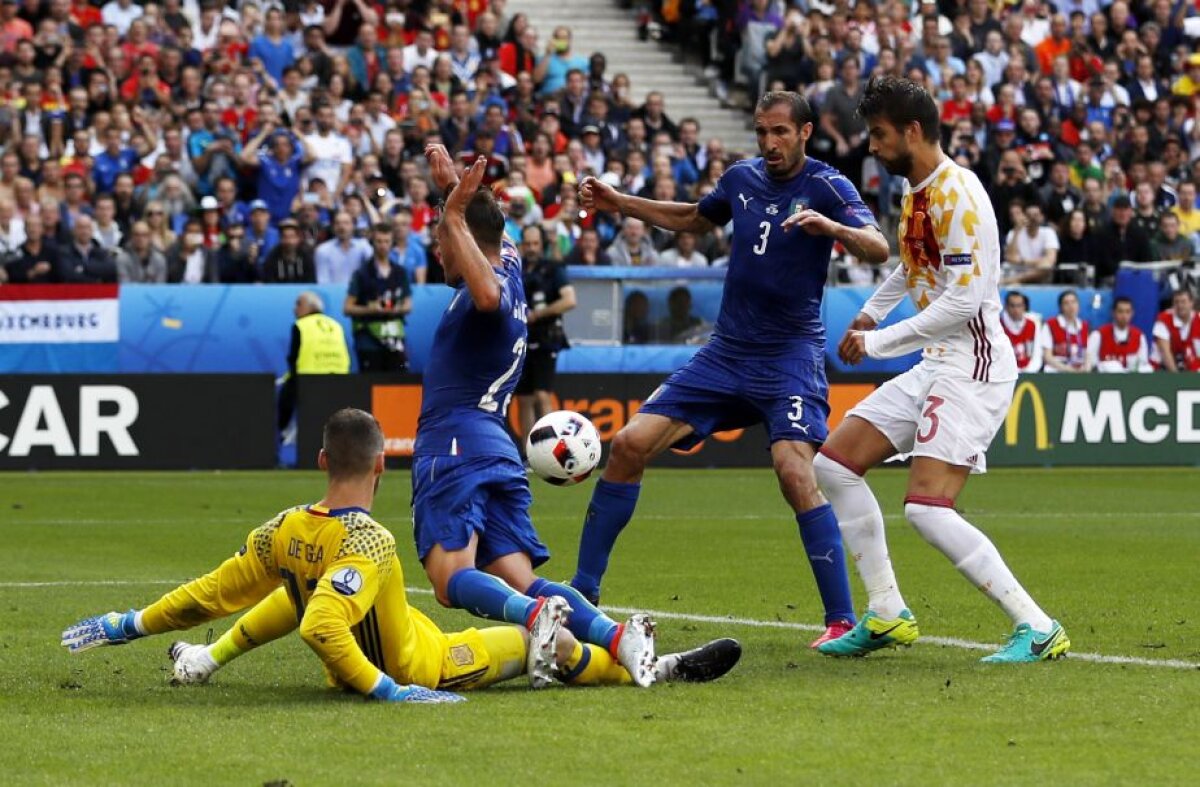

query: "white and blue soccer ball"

left=526, top=411, right=602, bottom=486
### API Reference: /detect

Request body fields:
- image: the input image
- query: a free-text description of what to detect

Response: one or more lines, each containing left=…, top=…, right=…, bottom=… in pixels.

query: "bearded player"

left=812, top=77, right=1070, bottom=663
left=575, top=92, right=889, bottom=649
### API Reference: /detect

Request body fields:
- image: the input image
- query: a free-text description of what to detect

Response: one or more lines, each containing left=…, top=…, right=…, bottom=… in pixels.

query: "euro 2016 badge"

left=331, top=567, right=363, bottom=596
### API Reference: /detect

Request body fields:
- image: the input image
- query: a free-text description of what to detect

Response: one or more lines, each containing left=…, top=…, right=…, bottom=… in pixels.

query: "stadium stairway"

left=516, top=0, right=756, bottom=152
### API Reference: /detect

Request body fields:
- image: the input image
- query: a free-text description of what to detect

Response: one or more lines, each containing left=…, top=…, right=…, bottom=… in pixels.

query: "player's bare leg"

left=771, top=439, right=859, bottom=647
left=904, top=458, right=1069, bottom=663
left=517, top=395, right=538, bottom=451
left=518, top=390, right=558, bottom=453
left=422, top=535, right=551, bottom=640
left=602, top=412, right=695, bottom=484
left=570, top=413, right=694, bottom=604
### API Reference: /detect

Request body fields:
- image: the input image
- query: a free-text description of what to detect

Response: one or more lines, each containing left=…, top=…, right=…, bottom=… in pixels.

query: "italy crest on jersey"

left=788, top=197, right=810, bottom=214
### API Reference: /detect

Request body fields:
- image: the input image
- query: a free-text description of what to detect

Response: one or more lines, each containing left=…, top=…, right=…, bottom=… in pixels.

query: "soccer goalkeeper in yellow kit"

left=62, top=409, right=740, bottom=702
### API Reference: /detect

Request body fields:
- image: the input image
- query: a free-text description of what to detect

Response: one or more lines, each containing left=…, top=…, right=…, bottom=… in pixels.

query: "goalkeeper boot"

left=614, top=613, right=658, bottom=688
left=817, top=609, right=919, bottom=657
left=61, top=610, right=143, bottom=653
left=526, top=595, right=571, bottom=689
left=981, top=620, right=1070, bottom=664
left=809, top=618, right=855, bottom=649
left=168, top=642, right=220, bottom=685
left=656, top=638, right=741, bottom=683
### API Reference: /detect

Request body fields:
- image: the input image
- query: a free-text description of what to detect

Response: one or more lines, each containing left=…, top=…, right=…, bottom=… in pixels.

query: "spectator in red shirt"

left=120, top=19, right=159, bottom=64
left=220, top=72, right=259, bottom=143
left=940, top=74, right=974, bottom=132
left=1, top=0, right=33, bottom=55
left=120, top=54, right=171, bottom=108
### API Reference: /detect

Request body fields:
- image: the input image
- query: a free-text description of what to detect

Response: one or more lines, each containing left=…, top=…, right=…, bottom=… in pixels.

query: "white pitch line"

left=10, top=579, right=1197, bottom=671
left=5, top=512, right=1197, bottom=528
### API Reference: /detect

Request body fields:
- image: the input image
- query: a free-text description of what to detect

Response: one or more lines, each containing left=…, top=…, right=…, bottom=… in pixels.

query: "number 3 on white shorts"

left=916, top=395, right=945, bottom=444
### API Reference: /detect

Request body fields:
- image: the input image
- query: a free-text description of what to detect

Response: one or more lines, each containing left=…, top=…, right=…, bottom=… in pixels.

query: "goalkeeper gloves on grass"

left=61, top=610, right=144, bottom=653
left=369, top=674, right=465, bottom=704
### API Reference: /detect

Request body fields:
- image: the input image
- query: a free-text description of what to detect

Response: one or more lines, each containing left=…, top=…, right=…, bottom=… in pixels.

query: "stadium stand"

left=0, top=0, right=1196, bottom=372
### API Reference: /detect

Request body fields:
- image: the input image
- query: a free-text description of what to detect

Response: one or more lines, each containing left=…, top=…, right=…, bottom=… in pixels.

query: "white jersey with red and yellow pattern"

left=861, top=157, right=1017, bottom=384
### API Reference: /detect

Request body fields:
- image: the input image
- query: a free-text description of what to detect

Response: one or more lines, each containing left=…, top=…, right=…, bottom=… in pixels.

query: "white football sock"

left=904, top=501, right=1053, bottom=632
left=813, top=453, right=907, bottom=619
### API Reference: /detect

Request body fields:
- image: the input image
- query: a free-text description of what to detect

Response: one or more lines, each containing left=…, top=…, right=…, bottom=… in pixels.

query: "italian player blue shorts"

left=411, top=453, right=551, bottom=569
left=638, top=344, right=830, bottom=450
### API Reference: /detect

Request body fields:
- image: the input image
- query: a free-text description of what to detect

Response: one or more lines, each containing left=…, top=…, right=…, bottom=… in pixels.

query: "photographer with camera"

left=993, top=147, right=1038, bottom=240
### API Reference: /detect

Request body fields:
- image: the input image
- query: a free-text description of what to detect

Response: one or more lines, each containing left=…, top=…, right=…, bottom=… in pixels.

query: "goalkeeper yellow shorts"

left=436, top=626, right=526, bottom=691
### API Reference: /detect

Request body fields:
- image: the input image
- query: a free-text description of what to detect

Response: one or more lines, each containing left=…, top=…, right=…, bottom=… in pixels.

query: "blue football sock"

left=796, top=504, right=857, bottom=625
left=571, top=479, right=641, bottom=602
left=527, top=578, right=621, bottom=651
left=447, top=569, right=538, bottom=626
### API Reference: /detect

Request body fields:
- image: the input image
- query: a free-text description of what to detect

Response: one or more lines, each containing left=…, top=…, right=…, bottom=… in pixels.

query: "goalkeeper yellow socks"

left=208, top=630, right=246, bottom=666
left=559, top=642, right=632, bottom=686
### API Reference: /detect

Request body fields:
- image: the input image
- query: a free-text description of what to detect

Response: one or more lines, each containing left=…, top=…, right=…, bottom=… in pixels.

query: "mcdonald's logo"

left=1005, top=381, right=1051, bottom=450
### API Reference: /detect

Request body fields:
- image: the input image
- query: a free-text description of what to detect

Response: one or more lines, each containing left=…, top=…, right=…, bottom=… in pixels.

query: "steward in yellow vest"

left=280, top=292, right=350, bottom=434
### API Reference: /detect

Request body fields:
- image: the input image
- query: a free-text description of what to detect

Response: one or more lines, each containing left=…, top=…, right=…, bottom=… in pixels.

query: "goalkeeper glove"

left=369, top=674, right=466, bottom=704
left=61, top=610, right=144, bottom=654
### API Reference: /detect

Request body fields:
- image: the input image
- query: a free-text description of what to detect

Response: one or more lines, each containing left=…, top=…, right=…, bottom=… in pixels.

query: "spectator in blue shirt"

left=186, top=105, right=241, bottom=197
left=240, top=123, right=312, bottom=225
left=315, top=210, right=371, bottom=284
left=247, top=8, right=295, bottom=84
left=245, top=201, right=280, bottom=271
left=387, top=206, right=428, bottom=283
left=533, top=26, right=588, bottom=96
left=92, top=127, right=138, bottom=194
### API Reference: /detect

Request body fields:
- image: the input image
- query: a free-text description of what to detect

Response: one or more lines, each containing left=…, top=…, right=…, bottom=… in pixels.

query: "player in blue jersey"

left=409, top=145, right=659, bottom=687
left=574, top=92, right=891, bottom=648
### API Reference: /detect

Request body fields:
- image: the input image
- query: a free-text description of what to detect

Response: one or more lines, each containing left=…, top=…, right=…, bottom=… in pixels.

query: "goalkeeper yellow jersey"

left=141, top=504, right=455, bottom=694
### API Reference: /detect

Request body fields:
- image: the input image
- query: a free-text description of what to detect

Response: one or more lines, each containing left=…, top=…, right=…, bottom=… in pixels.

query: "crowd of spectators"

left=0, top=0, right=749, bottom=291
left=0, top=0, right=1196, bottom=366
left=657, top=0, right=1200, bottom=286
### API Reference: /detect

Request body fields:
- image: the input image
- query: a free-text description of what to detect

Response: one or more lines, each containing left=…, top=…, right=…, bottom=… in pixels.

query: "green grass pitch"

left=2, top=467, right=1199, bottom=784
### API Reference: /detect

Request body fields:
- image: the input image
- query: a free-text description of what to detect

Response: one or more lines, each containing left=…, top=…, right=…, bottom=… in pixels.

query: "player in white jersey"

left=810, top=78, right=1070, bottom=663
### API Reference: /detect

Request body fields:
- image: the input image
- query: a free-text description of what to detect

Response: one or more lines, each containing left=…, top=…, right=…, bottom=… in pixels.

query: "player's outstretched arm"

left=438, top=156, right=503, bottom=311
left=579, top=176, right=715, bottom=235
left=61, top=610, right=145, bottom=653
left=781, top=209, right=890, bottom=263
left=62, top=525, right=281, bottom=654
left=859, top=262, right=909, bottom=325
left=864, top=256, right=986, bottom=359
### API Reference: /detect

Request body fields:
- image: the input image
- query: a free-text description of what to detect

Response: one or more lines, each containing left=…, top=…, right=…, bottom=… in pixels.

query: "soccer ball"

left=526, top=411, right=602, bottom=486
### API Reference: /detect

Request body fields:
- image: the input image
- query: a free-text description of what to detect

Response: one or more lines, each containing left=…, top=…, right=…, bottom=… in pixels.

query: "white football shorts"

left=846, top=362, right=1015, bottom=474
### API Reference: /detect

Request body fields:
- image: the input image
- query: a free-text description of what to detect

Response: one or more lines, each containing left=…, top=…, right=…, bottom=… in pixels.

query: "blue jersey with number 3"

left=697, top=156, right=876, bottom=357
left=414, top=239, right=527, bottom=459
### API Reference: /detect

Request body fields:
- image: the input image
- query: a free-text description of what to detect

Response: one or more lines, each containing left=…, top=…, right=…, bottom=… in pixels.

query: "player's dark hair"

left=464, top=188, right=505, bottom=252
left=1058, top=289, right=1078, bottom=307
left=755, top=91, right=815, bottom=128
left=858, top=77, right=940, bottom=143
left=322, top=408, right=384, bottom=480
left=1005, top=290, right=1030, bottom=310
left=1113, top=296, right=1133, bottom=310
left=1173, top=288, right=1194, bottom=302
